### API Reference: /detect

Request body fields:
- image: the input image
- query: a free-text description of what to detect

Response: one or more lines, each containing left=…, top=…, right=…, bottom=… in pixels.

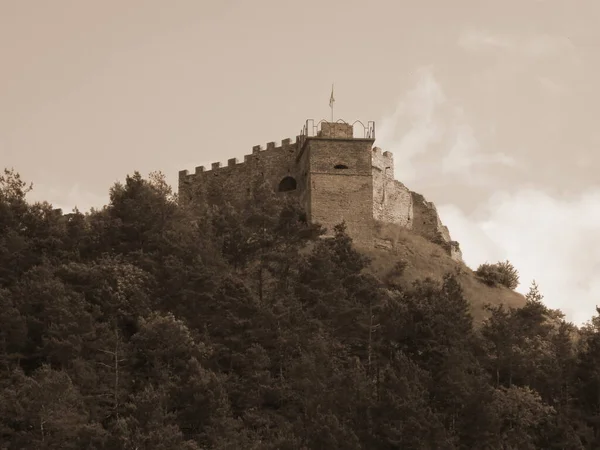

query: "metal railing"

left=300, top=119, right=375, bottom=141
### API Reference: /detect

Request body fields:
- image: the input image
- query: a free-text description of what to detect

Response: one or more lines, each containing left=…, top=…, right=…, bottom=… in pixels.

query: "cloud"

left=458, top=30, right=514, bottom=52
left=376, top=67, right=446, bottom=183
left=438, top=188, right=600, bottom=326
left=537, top=76, right=567, bottom=95
left=457, top=30, right=577, bottom=110
left=28, top=183, right=108, bottom=213
left=378, top=67, right=599, bottom=326
left=376, top=68, right=515, bottom=186
left=523, top=34, right=574, bottom=58
left=441, top=110, right=516, bottom=185
left=458, top=29, right=574, bottom=58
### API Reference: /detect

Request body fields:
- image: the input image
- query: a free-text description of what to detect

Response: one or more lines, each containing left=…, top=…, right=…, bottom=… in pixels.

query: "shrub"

left=382, top=258, right=408, bottom=287
left=475, top=260, right=519, bottom=290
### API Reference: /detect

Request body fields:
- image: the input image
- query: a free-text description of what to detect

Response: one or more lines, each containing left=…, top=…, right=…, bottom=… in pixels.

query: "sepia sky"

left=2, top=0, right=599, bottom=325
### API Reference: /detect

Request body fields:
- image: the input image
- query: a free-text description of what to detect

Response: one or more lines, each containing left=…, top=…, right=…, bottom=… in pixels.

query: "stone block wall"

left=310, top=173, right=373, bottom=246
left=178, top=137, right=303, bottom=206
left=410, top=191, right=449, bottom=243
left=318, top=122, right=354, bottom=138
left=372, top=147, right=413, bottom=228
left=410, top=191, right=462, bottom=261
left=304, top=132, right=375, bottom=248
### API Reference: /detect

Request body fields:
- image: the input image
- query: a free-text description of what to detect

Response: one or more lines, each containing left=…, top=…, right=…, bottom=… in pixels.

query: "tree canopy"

left=0, top=168, right=598, bottom=449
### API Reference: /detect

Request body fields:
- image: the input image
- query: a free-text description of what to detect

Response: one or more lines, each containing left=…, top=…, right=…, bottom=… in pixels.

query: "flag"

left=329, top=84, right=335, bottom=108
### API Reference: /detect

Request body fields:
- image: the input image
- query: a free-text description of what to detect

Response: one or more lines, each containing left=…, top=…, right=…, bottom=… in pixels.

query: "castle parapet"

left=372, top=146, right=395, bottom=178
left=179, top=137, right=300, bottom=178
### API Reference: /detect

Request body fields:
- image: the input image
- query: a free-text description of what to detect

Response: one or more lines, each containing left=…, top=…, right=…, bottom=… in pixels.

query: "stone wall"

left=178, top=137, right=303, bottom=206
left=317, top=122, right=354, bottom=138
left=411, top=191, right=462, bottom=261
left=411, top=191, right=449, bottom=242
left=372, top=147, right=413, bottom=228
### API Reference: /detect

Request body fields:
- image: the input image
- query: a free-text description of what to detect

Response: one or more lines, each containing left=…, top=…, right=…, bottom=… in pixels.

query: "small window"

left=334, top=164, right=349, bottom=169
left=278, top=176, right=297, bottom=192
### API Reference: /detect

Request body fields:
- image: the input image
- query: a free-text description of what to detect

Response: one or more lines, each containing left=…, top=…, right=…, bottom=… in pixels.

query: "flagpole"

left=330, top=83, right=334, bottom=122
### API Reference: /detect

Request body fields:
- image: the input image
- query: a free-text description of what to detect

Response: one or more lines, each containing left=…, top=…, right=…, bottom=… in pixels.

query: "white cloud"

left=458, top=30, right=514, bottom=52
left=523, top=34, right=573, bottom=58
left=29, top=183, right=108, bottom=213
left=376, top=67, right=446, bottom=183
left=537, top=76, right=567, bottom=95
left=377, top=68, right=515, bottom=186
left=458, top=29, right=574, bottom=58
left=439, top=189, right=600, bottom=326
left=441, top=111, right=516, bottom=184
left=378, top=66, right=599, bottom=326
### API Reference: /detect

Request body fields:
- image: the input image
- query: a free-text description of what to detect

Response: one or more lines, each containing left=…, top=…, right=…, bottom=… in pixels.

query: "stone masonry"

left=178, top=120, right=462, bottom=261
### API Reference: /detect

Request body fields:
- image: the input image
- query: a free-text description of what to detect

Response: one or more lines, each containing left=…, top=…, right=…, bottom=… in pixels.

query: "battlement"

left=179, top=119, right=377, bottom=181
left=372, top=146, right=395, bottom=178
left=371, top=147, right=393, bottom=159
left=179, top=136, right=301, bottom=179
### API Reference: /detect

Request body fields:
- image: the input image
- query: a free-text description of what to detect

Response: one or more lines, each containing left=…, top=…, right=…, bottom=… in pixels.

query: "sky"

left=1, top=0, right=599, bottom=325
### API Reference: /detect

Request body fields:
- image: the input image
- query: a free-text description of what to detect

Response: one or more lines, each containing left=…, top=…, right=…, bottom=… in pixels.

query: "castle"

left=178, top=119, right=462, bottom=261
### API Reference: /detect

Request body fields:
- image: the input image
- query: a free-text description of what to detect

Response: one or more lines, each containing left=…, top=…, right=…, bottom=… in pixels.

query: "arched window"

left=334, top=164, right=349, bottom=169
left=278, top=176, right=297, bottom=192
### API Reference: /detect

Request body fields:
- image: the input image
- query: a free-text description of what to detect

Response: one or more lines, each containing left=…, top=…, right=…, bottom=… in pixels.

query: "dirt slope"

left=364, top=224, right=526, bottom=325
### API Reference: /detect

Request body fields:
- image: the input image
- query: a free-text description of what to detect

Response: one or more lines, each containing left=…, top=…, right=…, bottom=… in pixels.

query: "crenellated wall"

left=179, top=119, right=462, bottom=262
left=178, top=136, right=305, bottom=206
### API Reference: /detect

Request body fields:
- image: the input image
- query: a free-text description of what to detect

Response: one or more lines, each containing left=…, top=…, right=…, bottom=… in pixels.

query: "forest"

left=1, top=167, right=599, bottom=449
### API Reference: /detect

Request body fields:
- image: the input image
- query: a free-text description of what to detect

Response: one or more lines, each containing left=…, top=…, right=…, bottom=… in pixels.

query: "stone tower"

left=297, top=121, right=375, bottom=247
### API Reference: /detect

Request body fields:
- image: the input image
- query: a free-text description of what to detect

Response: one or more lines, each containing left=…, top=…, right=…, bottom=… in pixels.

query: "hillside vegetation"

left=1, top=168, right=600, bottom=449
left=368, top=223, right=526, bottom=325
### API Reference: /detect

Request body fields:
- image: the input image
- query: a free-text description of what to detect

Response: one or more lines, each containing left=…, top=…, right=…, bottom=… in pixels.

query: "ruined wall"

left=305, top=129, right=374, bottom=248
left=410, top=192, right=449, bottom=242
left=410, top=191, right=462, bottom=261
left=371, top=147, right=413, bottom=228
left=370, top=147, right=461, bottom=261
